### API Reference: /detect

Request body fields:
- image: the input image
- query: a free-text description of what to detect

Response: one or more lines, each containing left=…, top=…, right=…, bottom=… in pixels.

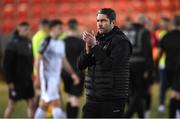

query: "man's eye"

left=103, top=20, right=107, bottom=22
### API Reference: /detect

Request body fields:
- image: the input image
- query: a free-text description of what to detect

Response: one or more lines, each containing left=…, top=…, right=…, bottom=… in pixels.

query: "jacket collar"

left=96, top=26, right=122, bottom=41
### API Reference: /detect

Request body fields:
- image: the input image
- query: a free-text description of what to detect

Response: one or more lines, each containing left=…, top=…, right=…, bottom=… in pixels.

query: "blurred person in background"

left=32, top=19, right=50, bottom=63
left=61, top=19, right=84, bottom=118
left=3, top=22, right=35, bottom=118
left=0, top=43, right=2, bottom=74
left=78, top=8, right=132, bottom=118
left=143, top=17, right=157, bottom=118
left=34, top=19, right=80, bottom=119
left=121, top=16, right=132, bottom=30
left=124, top=14, right=153, bottom=118
left=158, top=16, right=180, bottom=118
left=155, top=17, right=171, bottom=113
left=66, top=19, right=82, bottom=38
left=32, top=19, right=50, bottom=111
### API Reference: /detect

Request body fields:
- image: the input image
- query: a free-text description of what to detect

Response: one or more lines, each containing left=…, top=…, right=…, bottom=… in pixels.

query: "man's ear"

left=112, top=20, right=116, bottom=25
left=110, top=20, right=115, bottom=27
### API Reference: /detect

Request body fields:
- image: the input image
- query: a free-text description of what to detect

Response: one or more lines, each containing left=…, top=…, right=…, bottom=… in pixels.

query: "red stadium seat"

left=59, top=0, right=69, bottom=3
left=2, top=19, right=14, bottom=33
left=17, top=3, right=28, bottom=19
left=58, top=4, right=71, bottom=16
left=3, top=0, right=14, bottom=4
left=32, top=0, right=42, bottom=4
left=116, top=1, right=129, bottom=12
left=69, top=0, right=85, bottom=3
left=3, top=4, right=14, bottom=18
left=47, top=4, right=57, bottom=17
left=85, top=15, right=96, bottom=29
left=116, top=12, right=126, bottom=26
left=31, top=5, right=43, bottom=18
left=47, top=0, right=58, bottom=4
left=101, top=1, right=114, bottom=9
left=31, top=19, right=39, bottom=31
left=146, top=0, right=159, bottom=12
left=77, top=16, right=86, bottom=26
left=89, top=3, right=100, bottom=13
left=160, top=0, right=173, bottom=11
left=72, top=3, right=87, bottom=15
left=18, top=0, right=29, bottom=4
left=131, top=0, right=144, bottom=12
left=173, top=0, right=180, bottom=10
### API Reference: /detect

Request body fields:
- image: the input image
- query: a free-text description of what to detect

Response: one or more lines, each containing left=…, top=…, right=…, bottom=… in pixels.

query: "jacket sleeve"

left=142, top=30, right=154, bottom=70
left=3, top=42, right=17, bottom=84
left=77, top=51, right=96, bottom=70
left=92, top=35, right=132, bottom=72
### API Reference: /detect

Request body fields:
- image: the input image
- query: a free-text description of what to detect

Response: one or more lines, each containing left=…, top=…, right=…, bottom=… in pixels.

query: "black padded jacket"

left=77, top=26, right=132, bottom=102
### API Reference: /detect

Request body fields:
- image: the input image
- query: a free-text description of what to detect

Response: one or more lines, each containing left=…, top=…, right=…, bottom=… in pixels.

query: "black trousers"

left=125, top=93, right=145, bottom=118
left=125, top=62, right=146, bottom=118
left=82, top=99, right=125, bottom=118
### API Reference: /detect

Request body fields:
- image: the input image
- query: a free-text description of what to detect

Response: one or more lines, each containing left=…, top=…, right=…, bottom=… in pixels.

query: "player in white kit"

left=34, top=20, right=80, bottom=119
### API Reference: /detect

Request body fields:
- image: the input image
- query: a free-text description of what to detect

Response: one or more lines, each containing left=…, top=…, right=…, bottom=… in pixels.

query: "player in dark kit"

left=61, top=19, right=84, bottom=118
left=3, top=22, right=35, bottom=118
left=77, top=8, right=132, bottom=118
left=158, top=16, right=180, bottom=118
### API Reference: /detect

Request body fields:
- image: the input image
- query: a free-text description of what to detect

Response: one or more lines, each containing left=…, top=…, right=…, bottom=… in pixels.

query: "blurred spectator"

left=32, top=19, right=50, bottom=113
left=156, top=17, right=171, bottom=113
left=122, top=16, right=132, bottom=30
left=32, top=19, right=50, bottom=83
left=61, top=19, right=84, bottom=118
left=3, top=22, right=35, bottom=118
left=158, top=16, right=180, bottom=118
left=124, top=14, right=153, bottom=118
left=143, top=17, right=157, bottom=118
left=34, top=19, right=80, bottom=119
left=0, top=41, right=2, bottom=73
left=67, top=19, right=82, bottom=38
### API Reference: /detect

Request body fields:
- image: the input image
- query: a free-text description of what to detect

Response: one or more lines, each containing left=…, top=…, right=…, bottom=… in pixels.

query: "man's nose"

left=98, top=22, right=102, bottom=26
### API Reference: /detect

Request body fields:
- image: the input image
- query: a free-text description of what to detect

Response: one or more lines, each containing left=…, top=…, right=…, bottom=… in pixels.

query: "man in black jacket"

left=77, top=8, right=132, bottom=118
left=3, top=22, right=35, bottom=118
left=158, top=16, right=180, bottom=118
left=124, top=14, right=153, bottom=118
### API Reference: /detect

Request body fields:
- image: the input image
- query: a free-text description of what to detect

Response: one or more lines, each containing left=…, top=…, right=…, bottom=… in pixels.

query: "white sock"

left=34, top=107, right=46, bottom=119
left=52, top=107, right=66, bottom=119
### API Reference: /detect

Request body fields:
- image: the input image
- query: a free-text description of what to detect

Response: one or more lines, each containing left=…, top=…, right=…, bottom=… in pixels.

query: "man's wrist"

left=91, top=44, right=97, bottom=48
left=91, top=41, right=97, bottom=48
left=71, top=72, right=76, bottom=77
left=71, top=73, right=77, bottom=80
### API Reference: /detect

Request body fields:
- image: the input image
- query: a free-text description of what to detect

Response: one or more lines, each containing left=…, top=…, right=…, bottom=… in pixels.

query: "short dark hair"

left=173, top=16, right=180, bottom=26
left=97, top=8, right=116, bottom=21
left=161, top=17, right=170, bottom=22
left=49, top=19, right=63, bottom=29
left=14, top=22, right=29, bottom=37
left=19, top=21, right=29, bottom=27
left=68, top=19, right=78, bottom=29
left=40, top=19, right=50, bottom=26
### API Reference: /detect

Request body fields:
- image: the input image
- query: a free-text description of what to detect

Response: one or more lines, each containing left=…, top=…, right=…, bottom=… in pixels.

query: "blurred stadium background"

left=0, top=0, right=180, bottom=57
left=0, top=0, right=180, bottom=33
left=0, top=0, right=180, bottom=118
